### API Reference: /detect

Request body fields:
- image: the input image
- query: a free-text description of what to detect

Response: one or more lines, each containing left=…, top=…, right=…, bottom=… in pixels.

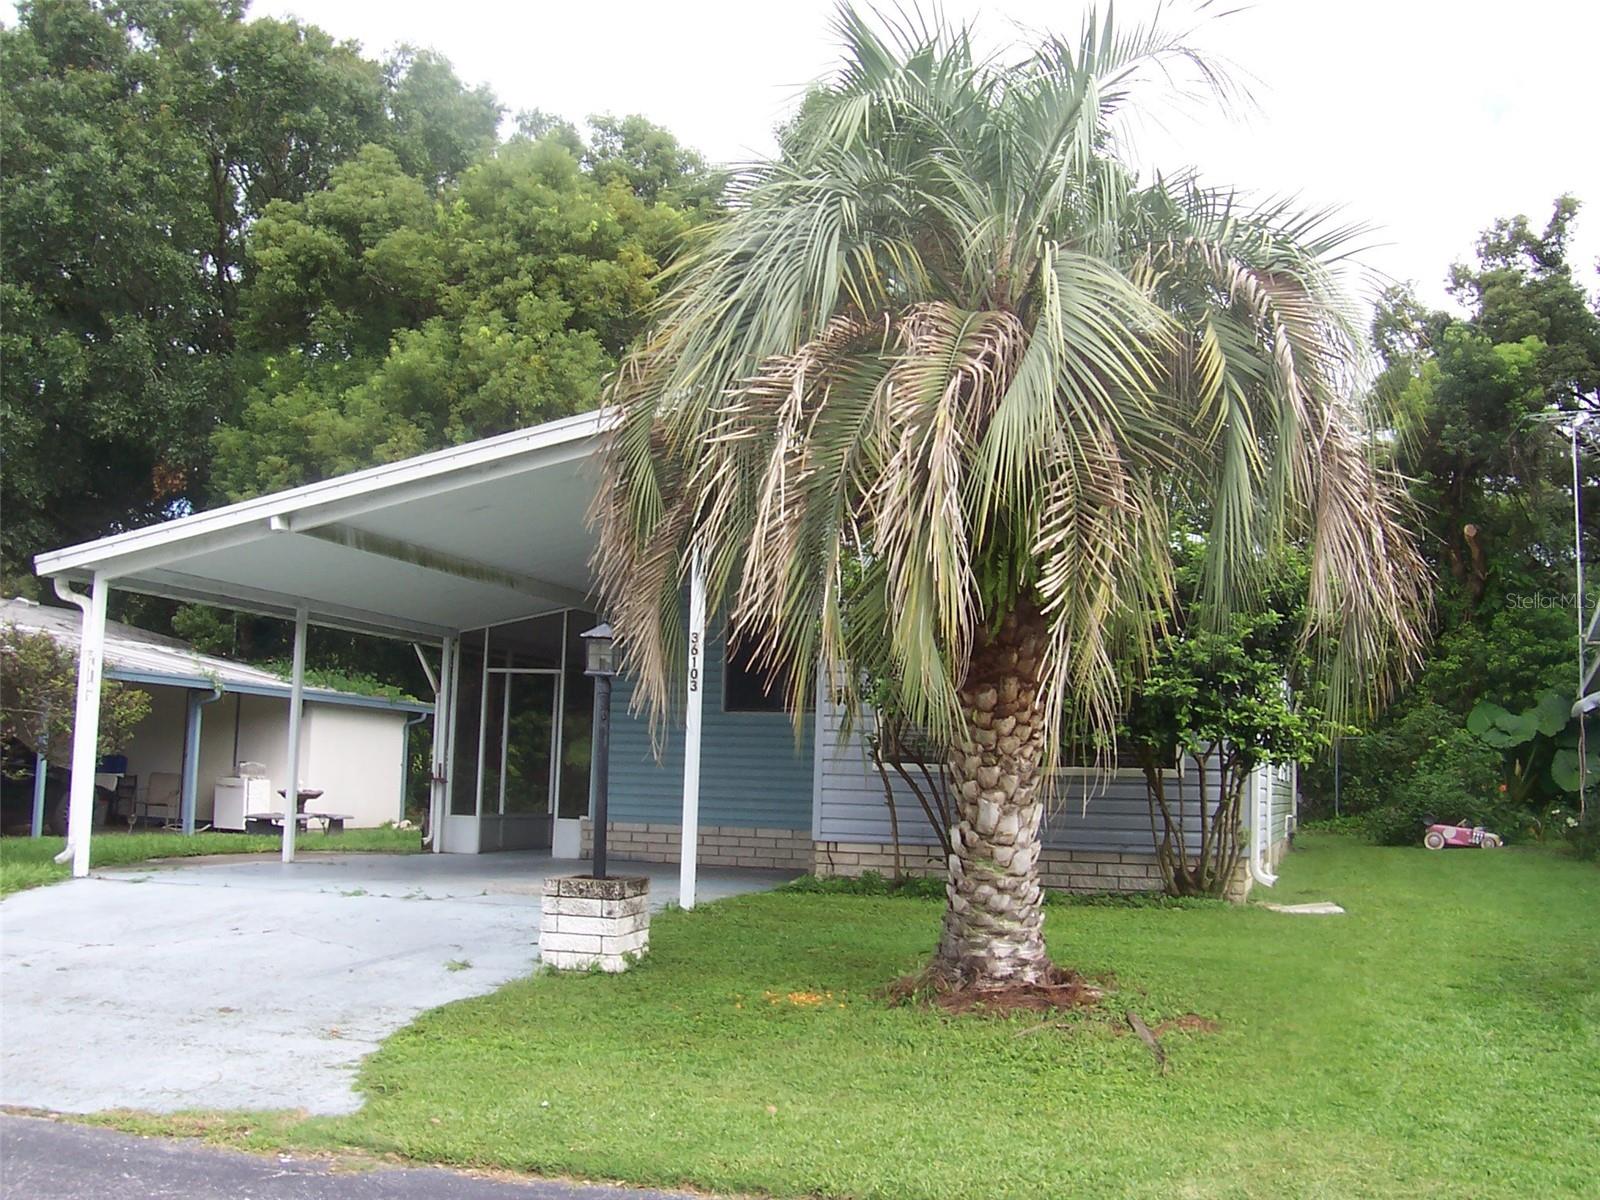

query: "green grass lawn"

left=0, top=826, right=420, bottom=896
left=87, top=834, right=1599, bottom=1198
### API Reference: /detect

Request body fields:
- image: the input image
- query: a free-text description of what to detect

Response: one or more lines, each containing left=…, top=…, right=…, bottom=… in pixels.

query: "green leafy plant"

left=0, top=623, right=152, bottom=777
left=1548, top=806, right=1599, bottom=860
left=1466, top=691, right=1567, bottom=748
left=1467, top=690, right=1597, bottom=816
left=1363, top=728, right=1508, bottom=845
left=1121, top=547, right=1325, bottom=897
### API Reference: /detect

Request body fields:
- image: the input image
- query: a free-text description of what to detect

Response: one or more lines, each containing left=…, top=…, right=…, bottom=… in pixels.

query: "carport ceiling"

left=33, top=410, right=614, bottom=642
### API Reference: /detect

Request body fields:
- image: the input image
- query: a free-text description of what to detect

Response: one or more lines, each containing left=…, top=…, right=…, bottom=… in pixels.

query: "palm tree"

left=595, top=3, right=1429, bottom=989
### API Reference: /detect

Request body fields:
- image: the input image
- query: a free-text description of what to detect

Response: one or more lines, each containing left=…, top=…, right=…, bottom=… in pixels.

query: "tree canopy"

left=0, top=622, right=151, bottom=768
left=1, top=0, right=714, bottom=583
left=211, top=133, right=695, bottom=497
left=1310, top=197, right=1600, bottom=840
left=598, top=4, right=1427, bottom=752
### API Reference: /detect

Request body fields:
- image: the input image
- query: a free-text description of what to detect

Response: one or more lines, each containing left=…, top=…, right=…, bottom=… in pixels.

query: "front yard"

left=0, top=827, right=420, bottom=895
left=89, top=833, right=1599, bottom=1198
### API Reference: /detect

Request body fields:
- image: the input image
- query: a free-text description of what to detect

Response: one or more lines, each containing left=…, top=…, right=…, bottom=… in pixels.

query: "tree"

left=584, top=112, right=723, bottom=211
left=1306, top=199, right=1600, bottom=833
left=1122, top=548, right=1322, bottom=897
left=1375, top=198, right=1597, bottom=617
left=861, top=660, right=956, bottom=878
left=596, top=5, right=1427, bottom=989
left=211, top=134, right=693, bottom=497
left=1, top=0, right=515, bottom=577
left=1, top=623, right=151, bottom=771
left=382, top=46, right=501, bottom=192
left=1, top=0, right=227, bottom=571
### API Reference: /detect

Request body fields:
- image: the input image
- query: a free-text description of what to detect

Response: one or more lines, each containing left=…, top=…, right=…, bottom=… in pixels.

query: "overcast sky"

left=53, top=0, right=1600, bottom=313
left=244, top=0, right=1597, bottom=313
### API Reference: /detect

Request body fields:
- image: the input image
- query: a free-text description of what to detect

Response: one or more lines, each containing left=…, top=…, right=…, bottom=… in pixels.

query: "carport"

left=31, top=409, right=716, bottom=908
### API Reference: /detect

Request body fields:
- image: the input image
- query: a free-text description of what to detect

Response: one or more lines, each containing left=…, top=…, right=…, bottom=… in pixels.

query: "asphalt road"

left=0, top=1115, right=700, bottom=1200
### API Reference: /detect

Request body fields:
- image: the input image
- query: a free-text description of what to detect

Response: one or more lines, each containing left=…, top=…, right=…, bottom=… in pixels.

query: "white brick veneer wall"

left=811, top=841, right=1165, bottom=892
left=540, top=875, right=650, bottom=972
left=813, top=833, right=1293, bottom=895
left=580, top=820, right=812, bottom=871
left=578, top=824, right=1295, bottom=898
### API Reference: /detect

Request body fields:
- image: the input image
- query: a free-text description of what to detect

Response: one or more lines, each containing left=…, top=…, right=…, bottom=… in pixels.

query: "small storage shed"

left=2, top=597, right=429, bottom=831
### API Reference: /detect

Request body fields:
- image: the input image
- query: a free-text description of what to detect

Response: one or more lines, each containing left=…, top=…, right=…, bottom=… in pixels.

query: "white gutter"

left=1247, top=766, right=1278, bottom=888
left=33, top=408, right=613, bottom=581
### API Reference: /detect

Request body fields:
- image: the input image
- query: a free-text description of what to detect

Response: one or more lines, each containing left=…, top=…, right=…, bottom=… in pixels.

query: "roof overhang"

left=34, top=409, right=616, bottom=643
left=104, top=668, right=432, bottom=714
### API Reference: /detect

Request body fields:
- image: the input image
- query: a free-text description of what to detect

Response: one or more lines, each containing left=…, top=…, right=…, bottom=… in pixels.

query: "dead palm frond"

left=593, top=1, right=1429, bottom=757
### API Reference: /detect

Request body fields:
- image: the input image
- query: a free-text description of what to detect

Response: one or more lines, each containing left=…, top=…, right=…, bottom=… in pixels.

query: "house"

left=30, top=409, right=1295, bottom=899
left=1, top=597, right=430, bottom=833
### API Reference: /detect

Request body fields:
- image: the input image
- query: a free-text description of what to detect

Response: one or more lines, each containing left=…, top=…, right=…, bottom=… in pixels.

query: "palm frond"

left=593, top=0, right=1429, bottom=768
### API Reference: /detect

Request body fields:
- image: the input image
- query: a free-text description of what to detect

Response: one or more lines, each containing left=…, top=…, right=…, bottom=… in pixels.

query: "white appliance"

left=212, top=773, right=273, bottom=831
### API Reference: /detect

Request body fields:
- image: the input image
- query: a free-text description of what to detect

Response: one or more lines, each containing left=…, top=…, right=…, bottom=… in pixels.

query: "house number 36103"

left=688, top=630, right=701, bottom=693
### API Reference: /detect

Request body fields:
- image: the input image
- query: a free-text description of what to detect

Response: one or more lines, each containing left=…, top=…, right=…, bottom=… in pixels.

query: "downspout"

left=1248, top=765, right=1278, bottom=887
left=29, top=703, right=49, bottom=838
left=180, top=685, right=225, bottom=835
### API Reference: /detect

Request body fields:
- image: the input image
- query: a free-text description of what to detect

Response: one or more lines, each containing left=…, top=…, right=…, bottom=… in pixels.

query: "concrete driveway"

left=0, top=853, right=791, bottom=1117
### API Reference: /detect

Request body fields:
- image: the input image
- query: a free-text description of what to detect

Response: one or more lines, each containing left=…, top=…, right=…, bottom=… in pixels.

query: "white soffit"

left=32, top=409, right=616, bottom=641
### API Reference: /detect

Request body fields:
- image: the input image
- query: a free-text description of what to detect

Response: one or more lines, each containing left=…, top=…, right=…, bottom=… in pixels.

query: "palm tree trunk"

left=934, top=599, right=1052, bottom=987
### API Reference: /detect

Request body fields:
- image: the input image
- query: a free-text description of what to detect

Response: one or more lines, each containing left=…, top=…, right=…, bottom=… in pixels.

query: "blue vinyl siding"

left=607, top=622, right=814, bottom=830
left=814, top=693, right=1283, bottom=855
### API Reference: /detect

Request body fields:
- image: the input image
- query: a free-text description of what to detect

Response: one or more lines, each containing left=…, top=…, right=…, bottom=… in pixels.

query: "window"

left=723, top=638, right=800, bottom=713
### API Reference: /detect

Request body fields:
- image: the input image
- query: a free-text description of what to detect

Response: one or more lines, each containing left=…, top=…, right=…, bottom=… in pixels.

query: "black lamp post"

left=580, top=623, right=617, bottom=880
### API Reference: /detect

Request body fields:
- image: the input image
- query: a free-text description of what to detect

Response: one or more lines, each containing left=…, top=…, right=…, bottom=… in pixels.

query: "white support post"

left=62, top=573, right=109, bottom=878
left=430, top=635, right=455, bottom=853
left=679, top=552, right=706, bottom=911
left=282, top=606, right=308, bottom=863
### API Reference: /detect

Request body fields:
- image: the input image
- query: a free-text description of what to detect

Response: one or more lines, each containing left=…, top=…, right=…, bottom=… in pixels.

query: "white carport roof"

left=32, top=410, right=614, bottom=642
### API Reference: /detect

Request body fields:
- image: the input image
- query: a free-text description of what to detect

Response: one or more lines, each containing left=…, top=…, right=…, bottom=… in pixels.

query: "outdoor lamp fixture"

left=580, top=623, right=617, bottom=879
left=582, top=622, right=618, bottom=676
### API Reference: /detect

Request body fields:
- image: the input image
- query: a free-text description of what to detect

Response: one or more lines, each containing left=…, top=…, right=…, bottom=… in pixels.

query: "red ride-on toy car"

left=1423, top=823, right=1503, bottom=850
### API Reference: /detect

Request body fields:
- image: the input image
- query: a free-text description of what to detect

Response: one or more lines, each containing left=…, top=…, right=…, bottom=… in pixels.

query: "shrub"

left=1299, top=815, right=1365, bottom=835
left=1550, top=806, right=1600, bottom=861
left=1364, top=728, right=1508, bottom=845
left=1301, top=699, right=1461, bottom=819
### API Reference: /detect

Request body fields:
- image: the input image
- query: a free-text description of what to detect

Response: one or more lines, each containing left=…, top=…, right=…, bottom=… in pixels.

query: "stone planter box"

left=540, top=875, right=650, bottom=972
